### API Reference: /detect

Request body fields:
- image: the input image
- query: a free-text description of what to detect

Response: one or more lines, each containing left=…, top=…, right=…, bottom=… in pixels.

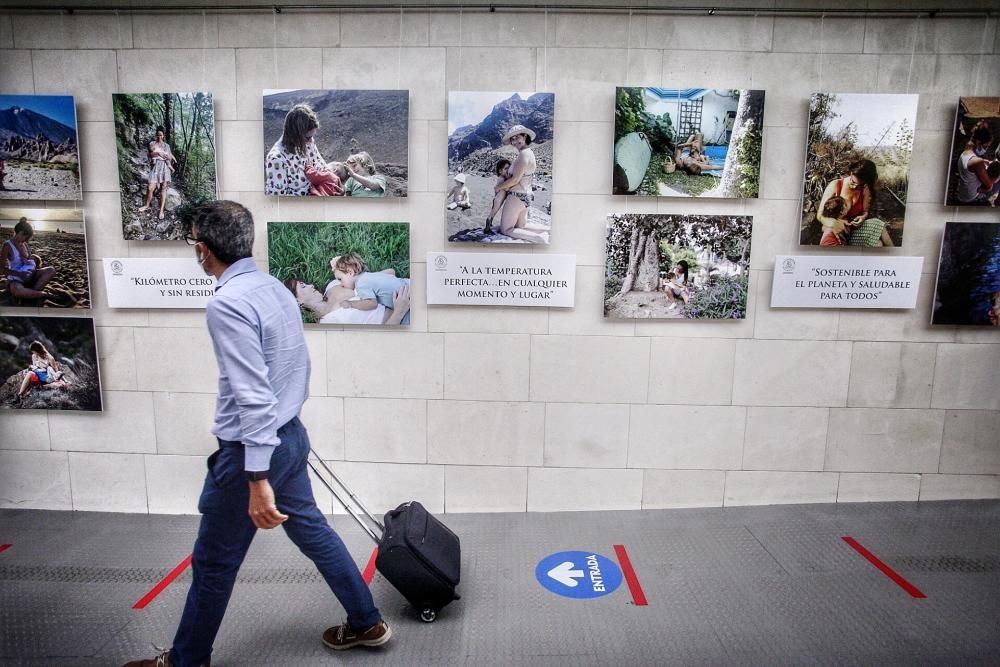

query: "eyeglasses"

left=183, top=233, right=201, bottom=246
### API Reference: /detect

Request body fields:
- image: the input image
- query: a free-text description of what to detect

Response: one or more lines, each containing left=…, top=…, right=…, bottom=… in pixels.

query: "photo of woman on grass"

left=268, top=221, right=411, bottom=327
left=613, top=88, right=764, bottom=199
left=800, top=93, right=918, bottom=247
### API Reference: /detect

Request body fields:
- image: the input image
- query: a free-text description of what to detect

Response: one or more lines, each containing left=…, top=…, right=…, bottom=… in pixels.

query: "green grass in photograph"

left=660, top=169, right=716, bottom=197
left=268, top=221, right=410, bottom=292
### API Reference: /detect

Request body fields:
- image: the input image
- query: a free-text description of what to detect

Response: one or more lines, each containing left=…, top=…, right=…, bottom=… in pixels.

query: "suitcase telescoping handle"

left=307, top=448, right=384, bottom=544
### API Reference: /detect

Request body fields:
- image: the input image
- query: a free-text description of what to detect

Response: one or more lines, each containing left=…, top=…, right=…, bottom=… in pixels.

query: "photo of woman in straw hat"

left=447, top=92, right=553, bottom=244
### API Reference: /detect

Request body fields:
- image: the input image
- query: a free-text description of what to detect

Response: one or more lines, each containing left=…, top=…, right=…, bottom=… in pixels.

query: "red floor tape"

left=362, top=547, right=379, bottom=585
left=613, top=544, right=648, bottom=606
left=842, top=536, right=926, bottom=599
left=0, top=544, right=11, bottom=554
left=134, top=554, right=193, bottom=610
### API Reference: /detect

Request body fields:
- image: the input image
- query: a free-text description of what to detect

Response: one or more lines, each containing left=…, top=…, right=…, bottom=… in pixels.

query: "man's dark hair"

left=155, top=126, right=165, bottom=134
left=187, top=200, right=254, bottom=266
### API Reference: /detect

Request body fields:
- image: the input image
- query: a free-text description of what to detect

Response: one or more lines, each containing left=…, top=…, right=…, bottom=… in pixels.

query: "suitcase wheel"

left=419, top=608, right=437, bottom=623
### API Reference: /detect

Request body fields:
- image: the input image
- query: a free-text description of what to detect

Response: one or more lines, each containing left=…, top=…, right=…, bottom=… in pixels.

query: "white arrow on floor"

left=547, top=561, right=585, bottom=587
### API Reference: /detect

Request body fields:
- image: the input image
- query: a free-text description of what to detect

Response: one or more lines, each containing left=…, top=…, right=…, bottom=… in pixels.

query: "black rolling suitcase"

left=307, top=450, right=461, bottom=622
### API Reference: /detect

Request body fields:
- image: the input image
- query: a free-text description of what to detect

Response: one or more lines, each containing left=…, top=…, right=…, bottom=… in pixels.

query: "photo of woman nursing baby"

left=447, top=91, right=554, bottom=244
left=267, top=221, right=411, bottom=327
left=800, top=92, right=918, bottom=247
left=113, top=92, right=217, bottom=240
left=263, top=89, right=409, bottom=198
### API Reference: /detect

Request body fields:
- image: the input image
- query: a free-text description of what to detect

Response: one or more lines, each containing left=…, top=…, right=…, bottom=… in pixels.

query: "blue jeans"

left=170, top=417, right=380, bottom=667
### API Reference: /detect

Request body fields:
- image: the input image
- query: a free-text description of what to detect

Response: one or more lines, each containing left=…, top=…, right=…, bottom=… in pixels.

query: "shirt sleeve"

left=206, top=296, right=279, bottom=471
left=354, top=275, right=376, bottom=300
left=265, top=149, right=290, bottom=196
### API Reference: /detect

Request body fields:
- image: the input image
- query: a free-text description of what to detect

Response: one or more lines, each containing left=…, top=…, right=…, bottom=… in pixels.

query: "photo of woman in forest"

left=113, top=93, right=217, bottom=241
left=138, top=126, right=178, bottom=220
left=604, top=213, right=752, bottom=320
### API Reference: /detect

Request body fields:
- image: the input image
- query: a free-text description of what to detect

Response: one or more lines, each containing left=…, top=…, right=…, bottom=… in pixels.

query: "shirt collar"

left=215, top=257, right=257, bottom=292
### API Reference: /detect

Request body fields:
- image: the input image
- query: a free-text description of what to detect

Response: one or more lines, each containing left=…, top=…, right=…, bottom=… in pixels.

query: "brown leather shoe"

left=122, top=649, right=209, bottom=667
left=322, top=619, right=392, bottom=650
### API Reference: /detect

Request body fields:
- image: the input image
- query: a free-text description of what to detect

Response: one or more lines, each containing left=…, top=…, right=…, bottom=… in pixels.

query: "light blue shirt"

left=356, top=271, right=406, bottom=310
left=206, top=257, right=310, bottom=471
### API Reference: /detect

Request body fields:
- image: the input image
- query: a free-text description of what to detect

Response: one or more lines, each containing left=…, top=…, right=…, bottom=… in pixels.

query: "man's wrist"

left=245, top=469, right=270, bottom=482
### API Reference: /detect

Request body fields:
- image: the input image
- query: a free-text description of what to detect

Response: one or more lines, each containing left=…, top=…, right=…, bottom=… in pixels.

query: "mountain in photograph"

left=0, top=106, right=76, bottom=144
left=0, top=106, right=78, bottom=163
left=263, top=89, right=409, bottom=169
left=448, top=93, right=554, bottom=163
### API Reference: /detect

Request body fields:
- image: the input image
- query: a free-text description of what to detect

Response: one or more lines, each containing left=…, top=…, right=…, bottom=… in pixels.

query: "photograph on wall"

left=1, top=208, right=90, bottom=308
left=263, top=89, right=408, bottom=198
left=113, top=92, right=217, bottom=241
left=604, top=213, right=752, bottom=319
left=0, top=94, right=81, bottom=201
left=944, top=97, right=1000, bottom=206
left=0, top=315, right=102, bottom=411
left=932, top=221, right=1000, bottom=326
left=447, top=91, right=553, bottom=244
left=268, top=221, right=411, bottom=326
left=612, top=87, right=764, bottom=198
left=800, top=92, right=918, bottom=247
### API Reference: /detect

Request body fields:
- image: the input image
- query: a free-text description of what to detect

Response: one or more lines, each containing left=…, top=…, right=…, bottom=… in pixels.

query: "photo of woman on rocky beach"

left=1, top=208, right=90, bottom=308
left=0, top=315, right=102, bottom=411
left=0, top=94, right=81, bottom=201
left=113, top=92, right=217, bottom=240
left=447, top=91, right=553, bottom=244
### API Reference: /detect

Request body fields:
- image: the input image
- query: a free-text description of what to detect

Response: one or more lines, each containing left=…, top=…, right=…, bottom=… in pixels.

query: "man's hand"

left=248, top=479, right=288, bottom=529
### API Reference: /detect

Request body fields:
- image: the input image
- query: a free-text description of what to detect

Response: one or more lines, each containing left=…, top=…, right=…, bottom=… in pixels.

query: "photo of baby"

left=267, top=221, right=411, bottom=327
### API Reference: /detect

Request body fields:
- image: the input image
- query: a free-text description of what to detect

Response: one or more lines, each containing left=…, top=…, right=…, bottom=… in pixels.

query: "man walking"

left=125, top=201, right=390, bottom=667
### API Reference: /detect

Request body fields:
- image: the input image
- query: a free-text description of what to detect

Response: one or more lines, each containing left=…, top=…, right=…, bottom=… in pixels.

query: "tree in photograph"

left=114, top=93, right=217, bottom=240
left=713, top=90, right=765, bottom=198
left=615, top=88, right=647, bottom=139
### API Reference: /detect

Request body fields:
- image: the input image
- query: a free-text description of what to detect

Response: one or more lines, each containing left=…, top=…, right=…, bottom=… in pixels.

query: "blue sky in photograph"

left=0, top=94, right=77, bottom=129
left=448, top=91, right=543, bottom=136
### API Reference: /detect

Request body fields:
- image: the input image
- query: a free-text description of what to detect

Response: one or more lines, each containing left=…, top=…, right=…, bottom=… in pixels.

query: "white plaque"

left=103, top=258, right=216, bottom=309
left=771, top=255, right=923, bottom=309
left=426, top=252, right=575, bottom=307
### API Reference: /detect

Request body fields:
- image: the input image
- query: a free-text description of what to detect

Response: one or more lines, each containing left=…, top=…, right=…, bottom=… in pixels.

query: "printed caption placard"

left=427, top=252, right=576, bottom=307
left=771, top=255, right=923, bottom=309
left=103, top=258, right=216, bottom=308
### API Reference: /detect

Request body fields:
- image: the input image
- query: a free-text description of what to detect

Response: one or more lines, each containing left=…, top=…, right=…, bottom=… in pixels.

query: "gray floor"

left=1, top=501, right=998, bottom=666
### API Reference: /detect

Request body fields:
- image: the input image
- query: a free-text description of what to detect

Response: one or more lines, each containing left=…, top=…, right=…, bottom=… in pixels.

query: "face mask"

left=975, top=147, right=988, bottom=157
